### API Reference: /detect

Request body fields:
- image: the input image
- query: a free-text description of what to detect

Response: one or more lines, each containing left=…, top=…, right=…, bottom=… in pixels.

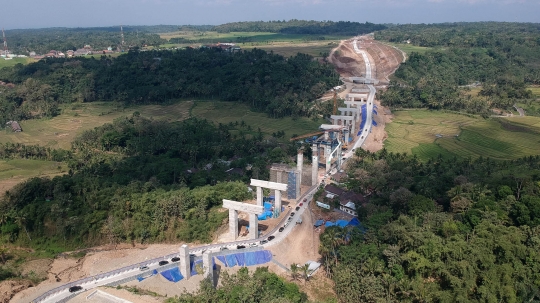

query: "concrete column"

left=179, top=244, right=191, bottom=280
left=275, top=190, right=282, bottom=216
left=249, top=214, right=258, bottom=240
left=326, top=145, right=332, bottom=172
left=202, top=251, right=213, bottom=284
left=312, top=144, right=318, bottom=186
left=345, top=131, right=349, bottom=144
left=324, top=131, right=329, bottom=140
left=229, top=209, right=238, bottom=240
left=297, top=152, right=303, bottom=173
left=256, top=186, right=263, bottom=206
left=297, top=152, right=303, bottom=195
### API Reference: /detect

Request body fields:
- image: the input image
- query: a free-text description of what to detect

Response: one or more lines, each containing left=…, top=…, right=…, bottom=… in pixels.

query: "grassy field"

left=159, top=31, right=347, bottom=58
left=384, top=43, right=433, bottom=55
left=384, top=110, right=540, bottom=161
left=0, top=159, right=68, bottom=194
left=0, top=57, right=35, bottom=68
left=191, top=101, right=324, bottom=141
left=0, top=101, right=193, bottom=150
left=528, top=86, right=540, bottom=98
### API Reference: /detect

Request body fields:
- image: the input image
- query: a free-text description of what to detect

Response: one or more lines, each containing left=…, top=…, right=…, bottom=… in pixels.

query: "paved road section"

left=349, top=39, right=376, bottom=154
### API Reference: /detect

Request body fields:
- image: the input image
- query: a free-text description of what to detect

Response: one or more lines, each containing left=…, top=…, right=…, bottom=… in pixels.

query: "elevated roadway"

left=34, top=37, right=378, bottom=303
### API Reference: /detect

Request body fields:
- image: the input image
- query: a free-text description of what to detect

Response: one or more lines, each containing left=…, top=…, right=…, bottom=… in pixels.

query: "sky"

left=2, top=0, right=539, bottom=29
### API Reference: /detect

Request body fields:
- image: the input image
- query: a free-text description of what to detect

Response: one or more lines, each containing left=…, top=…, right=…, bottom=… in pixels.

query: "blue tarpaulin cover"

left=336, top=220, right=349, bottom=228
left=372, top=120, right=378, bottom=127
left=373, top=110, right=378, bottom=115
left=235, top=253, right=245, bottom=266
left=264, top=202, right=273, bottom=210
left=216, top=255, right=226, bottom=265
left=226, top=254, right=238, bottom=267
left=160, top=267, right=184, bottom=282
left=325, top=221, right=335, bottom=227
left=348, top=217, right=360, bottom=226
left=314, top=220, right=324, bottom=227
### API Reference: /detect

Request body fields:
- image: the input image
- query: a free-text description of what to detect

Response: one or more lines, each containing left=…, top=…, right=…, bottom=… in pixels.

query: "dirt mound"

left=0, top=280, right=33, bottom=303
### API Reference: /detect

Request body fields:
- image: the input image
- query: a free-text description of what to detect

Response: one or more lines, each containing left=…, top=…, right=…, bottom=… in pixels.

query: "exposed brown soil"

left=329, top=36, right=403, bottom=83
left=0, top=280, right=33, bottom=303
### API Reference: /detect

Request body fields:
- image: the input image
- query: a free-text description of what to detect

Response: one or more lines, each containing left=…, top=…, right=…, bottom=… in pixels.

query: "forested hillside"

left=376, top=22, right=540, bottom=114
left=0, top=48, right=335, bottom=124
left=4, top=27, right=166, bottom=55
left=213, top=20, right=386, bottom=35
left=320, top=150, right=540, bottom=302
left=167, top=267, right=308, bottom=303
left=0, top=115, right=298, bottom=254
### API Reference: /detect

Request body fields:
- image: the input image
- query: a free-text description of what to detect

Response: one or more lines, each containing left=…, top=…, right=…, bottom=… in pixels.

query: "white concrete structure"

left=250, top=179, right=287, bottom=215
left=312, top=143, right=319, bottom=185
left=223, top=199, right=264, bottom=240
left=179, top=244, right=190, bottom=280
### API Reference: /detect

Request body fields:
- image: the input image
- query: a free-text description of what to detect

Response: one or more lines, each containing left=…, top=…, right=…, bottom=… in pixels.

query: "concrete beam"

left=223, top=199, right=264, bottom=214
left=250, top=179, right=287, bottom=191
left=256, top=186, right=263, bottom=206
left=330, top=115, right=355, bottom=120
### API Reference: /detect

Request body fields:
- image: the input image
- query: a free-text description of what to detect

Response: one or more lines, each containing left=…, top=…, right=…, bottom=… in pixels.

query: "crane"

left=289, top=131, right=324, bottom=142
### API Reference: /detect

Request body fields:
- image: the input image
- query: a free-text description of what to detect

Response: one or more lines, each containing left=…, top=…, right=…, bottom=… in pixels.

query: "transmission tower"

left=121, top=25, right=125, bottom=46
left=2, top=28, right=7, bottom=55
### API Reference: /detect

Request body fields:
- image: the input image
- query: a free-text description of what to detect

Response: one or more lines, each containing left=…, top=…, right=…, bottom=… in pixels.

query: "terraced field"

left=385, top=110, right=540, bottom=160
left=191, top=101, right=324, bottom=141
left=0, top=159, right=68, bottom=195
left=0, top=101, right=192, bottom=150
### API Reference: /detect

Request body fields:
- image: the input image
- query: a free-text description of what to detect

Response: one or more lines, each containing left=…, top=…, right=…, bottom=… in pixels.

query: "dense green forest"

left=4, top=27, right=167, bottom=55
left=376, top=22, right=540, bottom=113
left=167, top=267, right=308, bottom=303
left=0, top=115, right=299, bottom=254
left=213, top=20, right=386, bottom=35
left=0, top=47, right=336, bottom=124
left=320, top=150, right=540, bottom=302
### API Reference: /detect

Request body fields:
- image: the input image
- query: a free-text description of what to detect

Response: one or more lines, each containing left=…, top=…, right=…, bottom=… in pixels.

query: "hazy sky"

left=3, top=0, right=539, bottom=29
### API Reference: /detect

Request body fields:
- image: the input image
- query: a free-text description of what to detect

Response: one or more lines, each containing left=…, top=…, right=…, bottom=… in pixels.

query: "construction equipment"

left=289, top=131, right=324, bottom=142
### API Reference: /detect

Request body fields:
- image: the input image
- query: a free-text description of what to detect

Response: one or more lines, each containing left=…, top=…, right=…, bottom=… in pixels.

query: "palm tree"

left=290, top=263, right=300, bottom=281
left=301, top=264, right=310, bottom=282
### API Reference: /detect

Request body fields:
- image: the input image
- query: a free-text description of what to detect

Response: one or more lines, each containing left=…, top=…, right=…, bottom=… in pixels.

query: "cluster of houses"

left=30, top=45, right=117, bottom=60
left=201, top=42, right=241, bottom=52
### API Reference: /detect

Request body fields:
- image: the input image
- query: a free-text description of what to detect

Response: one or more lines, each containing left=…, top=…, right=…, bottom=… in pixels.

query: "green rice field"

left=384, top=110, right=540, bottom=161
left=191, top=101, right=324, bottom=141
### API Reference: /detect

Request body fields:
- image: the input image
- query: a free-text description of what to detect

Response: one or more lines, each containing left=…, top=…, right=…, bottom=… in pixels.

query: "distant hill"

left=212, top=20, right=386, bottom=35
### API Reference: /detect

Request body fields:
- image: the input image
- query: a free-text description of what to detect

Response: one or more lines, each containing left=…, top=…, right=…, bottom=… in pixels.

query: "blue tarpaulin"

left=348, top=218, right=360, bottom=226
left=258, top=210, right=274, bottom=220
left=236, top=253, right=245, bottom=266
left=325, top=221, right=335, bottom=227
left=314, top=220, right=325, bottom=227
left=191, top=260, right=203, bottom=275
left=264, top=202, right=273, bottom=210
left=373, top=110, right=378, bottom=115
left=372, top=120, right=378, bottom=127
left=226, top=254, right=238, bottom=267
left=216, top=255, right=226, bottom=265
left=336, top=220, right=349, bottom=228
left=160, top=267, right=184, bottom=282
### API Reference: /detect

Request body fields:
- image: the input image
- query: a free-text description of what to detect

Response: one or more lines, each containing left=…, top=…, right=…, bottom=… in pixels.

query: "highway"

left=348, top=39, right=376, bottom=154
left=33, top=37, right=376, bottom=303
